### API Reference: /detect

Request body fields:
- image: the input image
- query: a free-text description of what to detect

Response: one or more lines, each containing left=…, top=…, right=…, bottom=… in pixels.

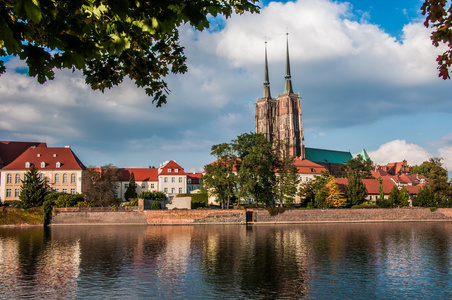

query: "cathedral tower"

left=255, top=34, right=305, bottom=158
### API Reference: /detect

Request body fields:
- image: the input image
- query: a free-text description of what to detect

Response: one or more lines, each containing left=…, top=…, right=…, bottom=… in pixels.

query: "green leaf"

left=24, top=0, right=42, bottom=23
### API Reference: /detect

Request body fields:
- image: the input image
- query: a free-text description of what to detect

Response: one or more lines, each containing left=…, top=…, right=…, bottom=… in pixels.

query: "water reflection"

left=1, top=223, right=452, bottom=299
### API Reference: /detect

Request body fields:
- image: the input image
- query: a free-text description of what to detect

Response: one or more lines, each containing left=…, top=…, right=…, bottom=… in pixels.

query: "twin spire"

left=263, top=33, right=293, bottom=98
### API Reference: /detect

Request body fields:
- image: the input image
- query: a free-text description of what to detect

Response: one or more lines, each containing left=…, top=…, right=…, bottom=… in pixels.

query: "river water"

left=1, top=222, right=452, bottom=299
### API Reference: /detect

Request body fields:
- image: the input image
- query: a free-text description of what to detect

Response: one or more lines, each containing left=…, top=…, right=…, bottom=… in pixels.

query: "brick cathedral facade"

left=255, top=35, right=305, bottom=158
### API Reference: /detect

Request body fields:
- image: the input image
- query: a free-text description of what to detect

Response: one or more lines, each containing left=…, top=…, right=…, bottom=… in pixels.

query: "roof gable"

left=158, top=160, right=187, bottom=175
left=0, top=141, right=46, bottom=167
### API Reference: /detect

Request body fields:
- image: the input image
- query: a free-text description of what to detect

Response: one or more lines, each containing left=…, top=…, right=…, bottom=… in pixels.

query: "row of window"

left=6, top=173, right=77, bottom=184
left=124, top=183, right=155, bottom=189
left=163, top=187, right=183, bottom=194
left=5, top=188, right=76, bottom=198
left=163, top=177, right=184, bottom=183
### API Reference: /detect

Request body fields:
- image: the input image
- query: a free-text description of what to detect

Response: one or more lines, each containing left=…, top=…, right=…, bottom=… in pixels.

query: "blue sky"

left=1, top=0, right=452, bottom=173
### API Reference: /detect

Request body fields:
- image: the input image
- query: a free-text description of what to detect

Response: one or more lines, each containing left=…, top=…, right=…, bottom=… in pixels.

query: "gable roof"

left=0, top=141, right=46, bottom=167
left=1, top=144, right=85, bottom=171
left=305, top=147, right=353, bottom=165
left=335, top=178, right=396, bottom=194
left=187, top=172, right=203, bottom=184
left=120, top=168, right=159, bottom=181
left=158, top=160, right=187, bottom=175
left=294, top=158, right=327, bottom=174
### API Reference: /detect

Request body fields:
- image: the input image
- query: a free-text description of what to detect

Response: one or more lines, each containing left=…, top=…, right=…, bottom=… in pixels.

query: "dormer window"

left=56, top=162, right=61, bottom=168
left=41, top=162, right=46, bottom=168
left=37, top=154, right=41, bottom=157
left=25, top=162, right=30, bottom=168
left=175, top=169, right=179, bottom=173
left=53, top=154, right=57, bottom=157
left=168, top=168, right=172, bottom=173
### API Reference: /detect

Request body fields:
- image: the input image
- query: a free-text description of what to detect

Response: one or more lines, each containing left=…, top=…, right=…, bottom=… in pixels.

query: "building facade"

left=255, top=35, right=305, bottom=158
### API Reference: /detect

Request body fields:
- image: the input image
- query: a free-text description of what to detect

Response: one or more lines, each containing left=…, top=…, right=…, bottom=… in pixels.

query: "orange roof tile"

left=0, top=141, right=46, bottom=167
left=159, top=160, right=187, bottom=175
left=120, top=168, right=159, bottom=181
left=2, top=144, right=85, bottom=171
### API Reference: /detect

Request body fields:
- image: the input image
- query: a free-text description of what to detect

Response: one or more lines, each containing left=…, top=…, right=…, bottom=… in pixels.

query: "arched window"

left=63, top=173, right=68, bottom=183
left=15, top=174, right=21, bottom=184
left=39, top=173, right=45, bottom=181
left=6, top=174, right=12, bottom=184
left=70, top=173, right=76, bottom=183
left=55, top=174, right=60, bottom=183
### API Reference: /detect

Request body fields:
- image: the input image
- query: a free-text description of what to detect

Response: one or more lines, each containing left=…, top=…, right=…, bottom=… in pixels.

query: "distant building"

left=305, top=147, right=353, bottom=176
left=187, top=172, right=203, bottom=193
left=0, top=144, right=86, bottom=202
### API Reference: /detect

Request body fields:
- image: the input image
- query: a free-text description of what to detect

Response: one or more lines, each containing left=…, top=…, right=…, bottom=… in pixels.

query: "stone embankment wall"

left=50, top=207, right=452, bottom=225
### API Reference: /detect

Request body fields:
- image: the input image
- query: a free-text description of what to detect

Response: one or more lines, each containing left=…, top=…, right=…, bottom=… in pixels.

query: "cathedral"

left=255, top=34, right=305, bottom=158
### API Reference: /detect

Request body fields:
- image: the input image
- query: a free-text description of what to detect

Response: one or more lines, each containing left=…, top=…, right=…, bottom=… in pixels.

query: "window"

left=125, top=184, right=129, bottom=188
left=70, top=188, right=75, bottom=194
left=62, top=188, right=67, bottom=193
left=55, top=174, right=60, bottom=183
left=172, top=177, right=175, bottom=183
left=15, top=189, right=20, bottom=197
left=179, top=177, right=183, bottom=183
left=54, top=188, right=59, bottom=192
left=39, top=173, right=45, bottom=181
left=71, top=173, right=76, bottom=183
left=15, top=174, right=21, bottom=184
left=179, top=188, right=182, bottom=194
left=151, top=184, right=155, bottom=189
left=6, top=189, right=11, bottom=198
left=56, top=162, right=61, bottom=168
left=171, top=188, right=175, bottom=194
left=164, top=177, right=168, bottom=183
left=168, top=168, right=172, bottom=173
left=6, top=174, right=12, bottom=184
left=41, top=162, right=46, bottom=168
left=164, top=188, right=168, bottom=193
left=25, top=162, right=30, bottom=168
left=188, top=179, right=192, bottom=184
left=141, top=183, right=145, bottom=189
left=175, top=169, right=179, bottom=173
left=63, top=173, right=68, bottom=183
left=306, top=177, right=309, bottom=182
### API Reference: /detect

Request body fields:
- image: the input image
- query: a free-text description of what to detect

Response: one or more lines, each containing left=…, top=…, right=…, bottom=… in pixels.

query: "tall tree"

left=234, top=133, right=277, bottom=205
left=298, top=171, right=330, bottom=208
left=399, top=186, right=410, bottom=207
left=388, top=185, right=400, bottom=208
left=411, top=157, right=450, bottom=200
left=346, top=171, right=368, bottom=207
left=414, top=185, right=437, bottom=207
left=124, top=171, right=137, bottom=201
left=83, top=164, right=121, bottom=206
left=422, top=1, right=452, bottom=79
left=325, top=175, right=346, bottom=208
left=202, top=143, right=237, bottom=209
left=0, top=0, right=259, bottom=106
left=340, top=154, right=373, bottom=179
left=19, top=165, right=49, bottom=208
left=274, top=144, right=299, bottom=207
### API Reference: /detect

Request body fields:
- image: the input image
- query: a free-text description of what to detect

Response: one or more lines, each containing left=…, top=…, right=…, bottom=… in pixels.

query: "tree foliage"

left=0, top=0, right=259, bottom=106
left=422, top=0, right=452, bottom=79
left=124, top=171, right=137, bottom=201
left=388, top=185, right=400, bottom=207
left=325, top=175, right=346, bottom=208
left=411, top=157, right=450, bottom=201
left=83, top=164, right=121, bottom=206
left=340, top=154, right=373, bottom=179
left=399, top=186, right=410, bottom=207
left=345, top=171, right=368, bottom=207
left=414, top=185, right=437, bottom=207
left=298, top=171, right=331, bottom=208
left=137, top=190, right=167, bottom=201
left=274, top=144, right=299, bottom=207
left=19, top=165, right=50, bottom=208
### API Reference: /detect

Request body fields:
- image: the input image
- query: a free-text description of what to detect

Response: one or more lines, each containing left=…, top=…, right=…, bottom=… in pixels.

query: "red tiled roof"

left=335, top=178, right=396, bottom=194
left=294, top=158, right=327, bottom=174
left=372, top=168, right=390, bottom=177
left=158, top=160, right=187, bottom=175
left=0, top=141, right=46, bottom=166
left=119, top=168, right=159, bottom=181
left=2, top=144, right=85, bottom=170
left=187, top=172, right=203, bottom=184
left=209, top=157, right=241, bottom=172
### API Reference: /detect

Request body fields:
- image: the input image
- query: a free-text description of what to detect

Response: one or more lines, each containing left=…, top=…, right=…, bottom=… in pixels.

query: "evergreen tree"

left=388, top=185, right=400, bottom=207
left=124, top=171, right=137, bottom=201
left=399, top=186, right=410, bottom=207
left=19, top=166, right=49, bottom=208
left=346, top=171, right=368, bottom=206
left=414, top=185, right=437, bottom=207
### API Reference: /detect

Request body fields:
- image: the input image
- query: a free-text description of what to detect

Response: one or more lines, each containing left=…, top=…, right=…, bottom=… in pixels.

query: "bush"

left=77, top=201, right=93, bottom=207
left=151, top=201, right=162, bottom=210
left=2, top=200, right=20, bottom=207
left=138, top=191, right=167, bottom=201
left=123, top=198, right=139, bottom=207
left=266, top=206, right=286, bottom=216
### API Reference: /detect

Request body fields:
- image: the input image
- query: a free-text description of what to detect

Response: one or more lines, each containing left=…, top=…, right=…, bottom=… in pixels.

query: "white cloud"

left=368, top=140, right=431, bottom=166
left=438, top=146, right=452, bottom=172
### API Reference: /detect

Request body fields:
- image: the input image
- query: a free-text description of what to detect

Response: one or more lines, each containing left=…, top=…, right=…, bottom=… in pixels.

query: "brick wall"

left=142, top=209, right=245, bottom=224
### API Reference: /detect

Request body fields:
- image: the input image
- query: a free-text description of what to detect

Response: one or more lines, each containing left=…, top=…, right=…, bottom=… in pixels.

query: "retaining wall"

left=50, top=207, right=452, bottom=225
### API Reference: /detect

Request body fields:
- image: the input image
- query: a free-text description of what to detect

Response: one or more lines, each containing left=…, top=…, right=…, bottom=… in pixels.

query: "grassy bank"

left=0, top=207, right=44, bottom=226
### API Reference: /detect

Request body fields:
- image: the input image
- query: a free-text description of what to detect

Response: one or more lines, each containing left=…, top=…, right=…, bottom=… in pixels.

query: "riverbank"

left=49, top=207, right=452, bottom=225
left=0, top=207, right=44, bottom=226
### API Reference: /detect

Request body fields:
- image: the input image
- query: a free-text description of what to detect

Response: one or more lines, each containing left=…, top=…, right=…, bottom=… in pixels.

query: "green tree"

left=376, top=178, right=390, bottom=208
left=83, top=164, right=121, bottom=206
left=340, top=154, right=373, bottom=179
left=325, top=175, right=346, bottom=208
left=411, top=157, right=450, bottom=201
left=422, top=0, right=452, bottom=79
left=234, top=133, right=277, bottom=205
left=299, top=171, right=330, bottom=208
left=0, top=0, right=259, bottom=106
left=202, top=143, right=237, bottom=209
left=298, top=180, right=315, bottom=207
left=346, top=171, right=368, bottom=207
left=124, top=171, right=137, bottom=201
left=414, top=185, right=437, bottom=207
left=274, top=145, right=299, bottom=207
left=19, top=165, right=49, bottom=208
left=399, top=186, right=410, bottom=207
left=388, top=185, right=400, bottom=208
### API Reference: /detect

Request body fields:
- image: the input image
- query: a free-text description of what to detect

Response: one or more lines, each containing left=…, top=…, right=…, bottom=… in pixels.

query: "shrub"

left=266, top=206, right=286, bottom=216
left=2, top=200, right=20, bottom=207
left=151, top=201, right=162, bottom=210
left=77, top=201, right=93, bottom=207
left=123, top=198, right=139, bottom=207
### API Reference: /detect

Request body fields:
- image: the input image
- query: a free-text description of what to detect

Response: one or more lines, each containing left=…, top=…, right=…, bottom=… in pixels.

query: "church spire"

left=284, top=33, right=294, bottom=94
left=263, top=41, right=271, bottom=99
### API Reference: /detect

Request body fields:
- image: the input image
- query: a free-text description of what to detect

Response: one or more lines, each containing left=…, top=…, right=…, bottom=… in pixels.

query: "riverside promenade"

left=50, top=207, right=452, bottom=225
